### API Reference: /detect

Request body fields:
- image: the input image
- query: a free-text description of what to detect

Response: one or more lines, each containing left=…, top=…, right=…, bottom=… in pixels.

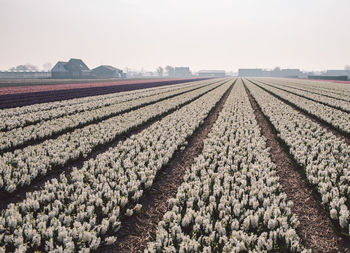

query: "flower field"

left=0, top=78, right=209, bottom=109
left=1, top=77, right=350, bottom=252
left=0, top=78, right=205, bottom=96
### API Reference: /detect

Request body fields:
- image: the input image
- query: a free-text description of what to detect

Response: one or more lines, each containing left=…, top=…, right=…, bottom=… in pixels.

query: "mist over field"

left=0, top=0, right=349, bottom=72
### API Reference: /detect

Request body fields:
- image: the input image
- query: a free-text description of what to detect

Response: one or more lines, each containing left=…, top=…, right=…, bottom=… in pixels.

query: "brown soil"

left=0, top=81, right=225, bottom=211
left=243, top=80, right=349, bottom=253
left=97, top=81, right=235, bottom=253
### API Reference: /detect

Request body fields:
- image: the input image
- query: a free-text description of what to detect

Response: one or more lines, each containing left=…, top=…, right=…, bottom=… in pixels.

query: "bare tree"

left=9, top=63, right=38, bottom=71
left=42, top=62, right=52, bottom=71
left=156, top=66, right=164, bottom=77
left=165, top=65, right=174, bottom=77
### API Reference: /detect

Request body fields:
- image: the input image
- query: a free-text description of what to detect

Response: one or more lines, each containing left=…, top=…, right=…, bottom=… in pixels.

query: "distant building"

left=198, top=70, right=226, bottom=77
left=91, top=65, right=124, bottom=78
left=238, top=69, right=263, bottom=77
left=174, top=67, right=191, bottom=77
left=268, top=68, right=301, bottom=77
left=326, top=70, right=349, bottom=76
left=239, top=68, right=301, bottom=77
left=279, top=69, right=302, bottom=77
left=51, top=61, right=68, bottom=78
left=51, top=58, right=91, bottom=79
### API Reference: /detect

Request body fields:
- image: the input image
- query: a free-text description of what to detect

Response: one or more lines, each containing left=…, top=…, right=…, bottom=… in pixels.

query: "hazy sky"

left=0, top=0, right=349, bottom=72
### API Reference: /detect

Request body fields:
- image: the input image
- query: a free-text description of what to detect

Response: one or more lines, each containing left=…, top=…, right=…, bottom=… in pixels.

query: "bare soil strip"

left=243, top=80, right=348, bottom=252
left=96, top=81, right=235, bottom=253
left=0, top=82, right=227, bottom=211
left=248, top=79, right=350, bottom=146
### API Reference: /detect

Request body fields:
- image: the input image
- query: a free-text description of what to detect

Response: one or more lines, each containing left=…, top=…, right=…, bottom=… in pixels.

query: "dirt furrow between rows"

left=0, top=82, right=226, bottom=211
left=243, top=80, right=348, bottom=252
left=97, top=81, right=235, bottom=253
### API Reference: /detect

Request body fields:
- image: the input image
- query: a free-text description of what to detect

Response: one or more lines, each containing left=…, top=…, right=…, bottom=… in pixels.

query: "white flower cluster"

left=256, top=79, right=350, bottom=113
left=272, top=78, right=350, bottom=100
left=246, top=79, right=350, bottom=235
left=0, top=80, right=226, bottom=193
left=253, top=80, right=350, bottom=135
left=0, top=80, right=233, bottom=252
left=145, top=80, right=308, bottom=253
left=0, top=79, right=220, bottom=151
left=261, top=78, right=350, bottom=103
left=0, top=79, right=216, bottom=131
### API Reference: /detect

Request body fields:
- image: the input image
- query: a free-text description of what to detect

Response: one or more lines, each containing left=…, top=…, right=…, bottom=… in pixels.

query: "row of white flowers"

left=0, top=79, right=233, bottom=252
left=255, top=79, right=350, bottom=112
left=265, top=78, right=350, bottom=100
left=0, top=79, right=217, bottom=131
left=253, top=80, right=350, bottom=134
left=0, top=81, right=225, bottom=193
left=0, top=80, right=220, bottom=151
left=245, top=79, right=350, bottom=236
left=261, top=78, right=350, bottom=102
left=1, top=79, right=214, bottom=119
left=145, top=79, right=308, bottom=253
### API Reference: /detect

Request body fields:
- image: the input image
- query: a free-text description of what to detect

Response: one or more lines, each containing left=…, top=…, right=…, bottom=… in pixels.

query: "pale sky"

left=0, top=0, right=349, bottom=72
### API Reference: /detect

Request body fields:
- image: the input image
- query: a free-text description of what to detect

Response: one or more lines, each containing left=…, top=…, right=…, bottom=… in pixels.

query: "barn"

left=51, top=59, right=91, bottom=79
left=51, top=61, right=69, bottom=78
left=91, top=65, right=124, bottom=78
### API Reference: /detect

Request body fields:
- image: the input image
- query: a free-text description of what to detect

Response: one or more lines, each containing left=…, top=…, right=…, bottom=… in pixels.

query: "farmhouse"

left=91, top=65, right=124, bottom=78
left=198, top=70, right=226, bottom=77
left=51, top=59, right=91, bottom=79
